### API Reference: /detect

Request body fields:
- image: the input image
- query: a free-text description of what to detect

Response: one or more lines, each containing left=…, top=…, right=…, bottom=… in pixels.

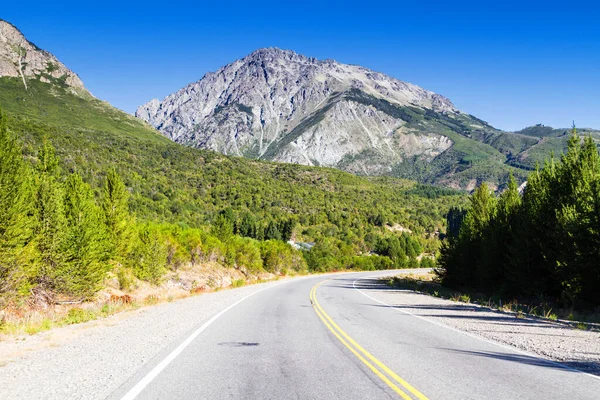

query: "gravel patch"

left=0, top=278, right=291, bottom=400
left=359, top=277, right=600, bottom=375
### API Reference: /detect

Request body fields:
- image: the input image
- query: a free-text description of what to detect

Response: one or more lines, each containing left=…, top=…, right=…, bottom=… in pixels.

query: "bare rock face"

left=0, top=20, right=88, bottom=94
left=136, top=48, right=460, bottom=172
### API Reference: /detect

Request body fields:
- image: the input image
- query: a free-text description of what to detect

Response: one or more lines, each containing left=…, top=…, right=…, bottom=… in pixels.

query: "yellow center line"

left=310, top=280, right=429, bottom=400
left=310, top=286, right=412, bottom=400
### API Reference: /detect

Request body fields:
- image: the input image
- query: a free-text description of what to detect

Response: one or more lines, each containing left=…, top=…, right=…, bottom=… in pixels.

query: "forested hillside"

left=0, top=75, right=466, bottom=306
left=438, top=127, right=600, bottom=309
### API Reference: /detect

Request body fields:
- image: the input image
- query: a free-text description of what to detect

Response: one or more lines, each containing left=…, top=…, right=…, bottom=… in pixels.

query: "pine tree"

left=554, top=133, right=600, bottom=305
left=482, top=174, right=520, bottom=292
left=59, top=173, right=110, bottom=298
left=238, top=212, right=257, bottom=238
left=102, top=168, right=133, bottom=260
left=280, top=217, right=296, bottom=241
left=496, top=174, right=521, bottom=225
left=265, top=220, right=282, bottom=241
left=438, top=182, right=497, bottom=288
left=131, top=224, right=167, bottom=283
left=33, top=140, right=66, bottom=297
left=0, top=110, right=35, bottom=299
left=468, top=183, right=496, bottom=233
left=440, top=125, right=600, bottom=307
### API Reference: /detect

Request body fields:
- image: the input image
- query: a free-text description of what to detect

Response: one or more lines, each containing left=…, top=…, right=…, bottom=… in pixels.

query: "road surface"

left=110, top=270, right=600, bottom=400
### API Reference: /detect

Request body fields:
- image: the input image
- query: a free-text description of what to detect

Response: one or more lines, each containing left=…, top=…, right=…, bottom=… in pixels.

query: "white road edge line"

left=120, top=280, right=287, bottom=400
left=352, top=276, right=600, bottom=382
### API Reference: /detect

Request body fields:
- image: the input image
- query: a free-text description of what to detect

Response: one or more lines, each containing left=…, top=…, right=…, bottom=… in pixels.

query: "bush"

left=419, top=257, right=436, bottom=268
left=232, top=237, right=263, bottom=273
left=259, top=240, right=306, bottom=274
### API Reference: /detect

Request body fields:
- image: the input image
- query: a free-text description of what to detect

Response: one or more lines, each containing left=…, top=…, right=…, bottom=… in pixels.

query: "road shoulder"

left=354, top=275, right=600, bottom=376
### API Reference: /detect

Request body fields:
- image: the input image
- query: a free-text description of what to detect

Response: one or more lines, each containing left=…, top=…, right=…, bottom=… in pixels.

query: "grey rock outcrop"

left=136, top=48, right=461, bottom=172
left=0, top=20, right=88, bottom=94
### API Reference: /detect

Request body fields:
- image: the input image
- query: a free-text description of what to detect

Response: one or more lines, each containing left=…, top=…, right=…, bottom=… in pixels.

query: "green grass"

left=232, top=278, right=246, bottom=287
left=0, top=77, right=165, bottom=144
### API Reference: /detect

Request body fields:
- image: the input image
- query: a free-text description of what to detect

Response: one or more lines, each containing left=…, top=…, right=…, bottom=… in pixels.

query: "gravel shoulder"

left=0, top=277, right=294, bottom=400
left=358, top=276, right=600, bottom=375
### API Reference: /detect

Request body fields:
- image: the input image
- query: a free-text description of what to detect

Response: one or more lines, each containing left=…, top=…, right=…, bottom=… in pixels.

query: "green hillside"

left=339, top=90, right=600, bottom=188
left=0, top=75, right=472, bottom=308
left=0, top=75, right=467, bottom=248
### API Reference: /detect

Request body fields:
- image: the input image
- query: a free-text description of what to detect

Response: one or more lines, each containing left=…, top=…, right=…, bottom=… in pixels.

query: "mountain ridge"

left=136, top=47, right=460, bottom=149
left=136, top=48, right=599, bottom=189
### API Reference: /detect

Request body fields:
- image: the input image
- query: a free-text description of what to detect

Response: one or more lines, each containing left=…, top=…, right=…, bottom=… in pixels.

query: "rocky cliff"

left=0, top=19, right=87, bottom=95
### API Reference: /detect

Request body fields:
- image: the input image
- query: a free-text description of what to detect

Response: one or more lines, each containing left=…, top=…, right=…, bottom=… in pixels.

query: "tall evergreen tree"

left=481, top=174, right=520, bottom=292
left=33, top=140, right=66, bottom=296
left=280, top=217, right=296, bottom=242
left=554, top=134, right=600, bottom=305
left=238, top=212, right=257, bottom=238
left=441, top=124, right=600, bottom=307
left=59, top=173, right=110, bottom=297
left=265, top=220, right=282, bottom=241
left=0, top=110, right=35, bottom=299
left=102, top=168, right=133, bottom=260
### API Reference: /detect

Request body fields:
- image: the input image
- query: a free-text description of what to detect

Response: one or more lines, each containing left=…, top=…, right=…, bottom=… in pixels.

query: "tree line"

left=438, top=127, right=600, bottom=308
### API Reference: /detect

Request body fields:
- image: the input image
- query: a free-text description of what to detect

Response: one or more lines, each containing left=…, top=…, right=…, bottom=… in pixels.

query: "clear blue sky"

left=2, top=1, right=599, bottom=131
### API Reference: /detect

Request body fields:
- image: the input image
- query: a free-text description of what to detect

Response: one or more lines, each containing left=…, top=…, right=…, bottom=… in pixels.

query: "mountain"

left=135, top=48, right=480, bottom=179
left=0, top=20, right=461, bottom=239
left=0, top=20, right=165, bottom=142
left=0, top=19, right=86, bottom=94
left=137, top=48, right=599, bottom=190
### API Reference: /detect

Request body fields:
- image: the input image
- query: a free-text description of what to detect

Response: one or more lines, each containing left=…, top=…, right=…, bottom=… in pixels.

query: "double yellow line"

left=310, top=280, right=428, bottom=400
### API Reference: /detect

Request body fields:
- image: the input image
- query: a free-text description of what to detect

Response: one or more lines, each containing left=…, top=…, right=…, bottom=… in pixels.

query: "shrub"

left=232, top=237, right=263, bottom=273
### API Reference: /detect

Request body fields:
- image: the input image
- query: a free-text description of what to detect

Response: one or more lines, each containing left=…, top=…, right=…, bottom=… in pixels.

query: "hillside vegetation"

left=0, top=77, right=466, bottom=306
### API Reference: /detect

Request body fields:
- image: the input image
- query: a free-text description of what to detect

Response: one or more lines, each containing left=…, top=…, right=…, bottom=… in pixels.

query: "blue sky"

left=2, top=1, right=599, bottom=130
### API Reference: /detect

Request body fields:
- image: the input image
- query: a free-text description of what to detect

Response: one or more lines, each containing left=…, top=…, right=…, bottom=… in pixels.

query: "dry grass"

left=0, top=302, right=133, bottom=337
left=0, top=266, right=281, bottom=339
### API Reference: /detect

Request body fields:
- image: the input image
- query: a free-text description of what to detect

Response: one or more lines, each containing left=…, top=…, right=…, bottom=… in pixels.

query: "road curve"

left=110, top=270, right=600, bottom=400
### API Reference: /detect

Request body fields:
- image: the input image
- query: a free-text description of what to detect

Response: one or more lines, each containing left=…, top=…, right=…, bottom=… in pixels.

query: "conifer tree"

left=0, top=110, right=34, bottom=299
left=265, top=220, right=282, bottom=241
left=33, top=139, right=66, bottom=295
left=131, top=224, right=166, bottom=283
left=59, top=173, right=109, bottom=297
left=440, top=124, right=600, bottom=307
left=238, top=212, right=257, bottom=238
left=102, top=168, right=133, bottom=260
left=280, top=217, right=296, bottom=242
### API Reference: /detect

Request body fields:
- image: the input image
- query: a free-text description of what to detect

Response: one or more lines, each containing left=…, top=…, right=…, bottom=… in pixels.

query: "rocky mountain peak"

left=136, top=48, right=467, bottom=175
left=245, top=47, right=302, bottom=61
left=0, top=20, right=88, bottom=94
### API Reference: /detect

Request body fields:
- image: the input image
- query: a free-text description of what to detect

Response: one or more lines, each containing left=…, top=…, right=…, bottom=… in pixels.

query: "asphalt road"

left=110, top=270, right=600, bottom=400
